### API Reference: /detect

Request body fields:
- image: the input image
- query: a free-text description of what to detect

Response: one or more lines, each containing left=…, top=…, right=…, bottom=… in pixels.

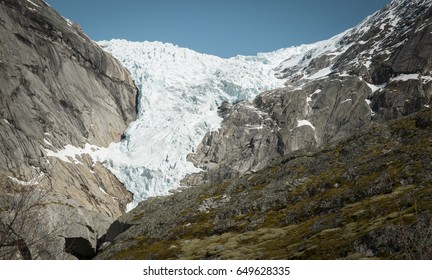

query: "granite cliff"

left=0, top=0, right=136, bottom=259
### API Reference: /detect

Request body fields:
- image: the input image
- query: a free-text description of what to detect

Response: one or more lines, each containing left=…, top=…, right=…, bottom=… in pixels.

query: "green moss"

left=111, top=236, right=180, bottom=260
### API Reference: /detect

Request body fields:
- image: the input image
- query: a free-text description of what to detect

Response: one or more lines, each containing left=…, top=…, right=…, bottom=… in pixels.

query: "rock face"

left=0, top=0, right=136, bottom=259
left=183, top=0, right=432, bottom=185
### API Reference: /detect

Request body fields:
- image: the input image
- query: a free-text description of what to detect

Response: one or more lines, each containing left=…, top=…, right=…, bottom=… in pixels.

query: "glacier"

left=93, top=38, right=344, bottom=208
left=41, top=0, right=432, bottom=210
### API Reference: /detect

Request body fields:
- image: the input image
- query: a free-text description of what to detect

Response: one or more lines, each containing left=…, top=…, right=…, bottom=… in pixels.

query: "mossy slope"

left=96, top=109, right=432, bottom=260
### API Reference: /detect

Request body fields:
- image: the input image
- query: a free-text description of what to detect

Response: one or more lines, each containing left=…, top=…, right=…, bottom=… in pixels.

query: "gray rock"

left=0, top=0, right=136, bottom=259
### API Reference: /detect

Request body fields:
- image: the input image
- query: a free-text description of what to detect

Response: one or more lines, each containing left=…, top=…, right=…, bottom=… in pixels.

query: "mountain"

left=0, top=0, right=136, bottom=259
left=183, top=0, right=432, bottom=185
left=93, top=40, right=316, bottom=205
left=96, top=0, right=432, bottom=259
left=94, top=0, right=432, bottom=205
left=96, top=109, right=432, bottom=260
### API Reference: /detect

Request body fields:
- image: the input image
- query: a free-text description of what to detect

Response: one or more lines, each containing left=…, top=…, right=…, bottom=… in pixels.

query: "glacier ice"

left=94, top=39, right=349, bottom=208
left=92, top=1, right=432, bottom=209
left=93, top=40, right=306, bottom=207
left=45, top=36, right=345, bottom=210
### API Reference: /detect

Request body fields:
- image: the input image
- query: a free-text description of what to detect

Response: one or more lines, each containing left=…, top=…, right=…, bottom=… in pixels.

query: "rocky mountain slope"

left=96, top=109, right=432, bottom=259
left=96, top=0, right=432, bottom=259
left=183, top=0, right=432, bottom=185
left=0, top=0, right=136, bottom=259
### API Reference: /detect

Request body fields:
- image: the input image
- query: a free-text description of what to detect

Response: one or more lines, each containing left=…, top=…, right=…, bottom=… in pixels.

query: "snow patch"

left=421, top=75, right=432, bottom=83
left=99, top=187, right=108, bottom=195
left=363, top=60, right=372, bottom=68
left=391, top=74, right=419, bottom=82
left=64, top=17, right=74, bottom=27
left=45, top=143, right=102, bottom=165
left=340, top=99, right=352, bottom=105
left=365, top=99, right=376, bottom=117
left=26, top=0, right=40, bottom=8
left=296, top=120, right=315, bottom=130
left=43, top=139, right=53, bottom=146
left=8, top=168, right=45, bottom=187
left=307, top=67, right=332, bottom=80
left=366, top=82, right=385, bottom=93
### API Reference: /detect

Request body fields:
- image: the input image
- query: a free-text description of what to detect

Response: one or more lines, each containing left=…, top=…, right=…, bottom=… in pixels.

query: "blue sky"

left=45, top=0, right=391, bottom=58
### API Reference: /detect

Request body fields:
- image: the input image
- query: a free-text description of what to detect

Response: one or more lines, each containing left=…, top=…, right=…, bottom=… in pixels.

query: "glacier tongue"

left=96, top=39, right=306, bottom=208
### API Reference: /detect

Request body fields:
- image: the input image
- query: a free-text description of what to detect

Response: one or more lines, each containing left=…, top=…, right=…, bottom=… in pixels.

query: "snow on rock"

left=45, top=143, right=102, bottom=165
left=296, top=120, right=315, bottom=130
left=8, top=166, right=45, bottom=186
left=307, top=67, right=332, bottom=80
left=365, top=82, right=385, bottom=93
left=390, top=73, right=419, bottom=81
left=26, top=0, right=40, bottom=8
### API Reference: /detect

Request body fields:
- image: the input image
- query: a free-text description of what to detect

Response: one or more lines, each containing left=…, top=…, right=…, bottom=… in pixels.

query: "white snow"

left=8, top=166, right=45, bottom=186
left=365, top=99, right=376, bottom=117
left=307, top=67, right=332, bottom=80
left=365, top=82, right=385, bottom=93
left=421, top=75, right=432, bottom=83
left=363, top=60, right=372, bottom=68
left=64, top=17, right=74, bottom=27
left=99, top=187, right=108, bottom=195
left=390, top=74, right=419, bottom=82
left=296, top=120, right=315, bottom=130
left=340, top=98, right=352, bottom=105
left=26, top=0, right=40, bottom=8
left=45, top=143, right=101, bottom=165
left=275, top=30, right=350, bottom=80
left=43, top=139, right=53, bottom=146
left=8, top=175, right=43, bottom=186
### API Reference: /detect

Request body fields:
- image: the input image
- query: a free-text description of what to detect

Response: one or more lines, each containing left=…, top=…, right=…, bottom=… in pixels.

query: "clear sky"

left=44, top=0, right=391, bottom=58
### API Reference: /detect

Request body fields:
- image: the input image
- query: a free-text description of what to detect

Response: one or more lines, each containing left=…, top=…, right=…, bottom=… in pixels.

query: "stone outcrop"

left=0, top=0, right=136, bottom=259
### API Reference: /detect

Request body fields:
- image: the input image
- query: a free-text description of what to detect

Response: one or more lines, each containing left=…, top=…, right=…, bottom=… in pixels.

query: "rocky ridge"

left=183, top=0, right=432, bottom=185
left=0, top=0, right=136, bottom=259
